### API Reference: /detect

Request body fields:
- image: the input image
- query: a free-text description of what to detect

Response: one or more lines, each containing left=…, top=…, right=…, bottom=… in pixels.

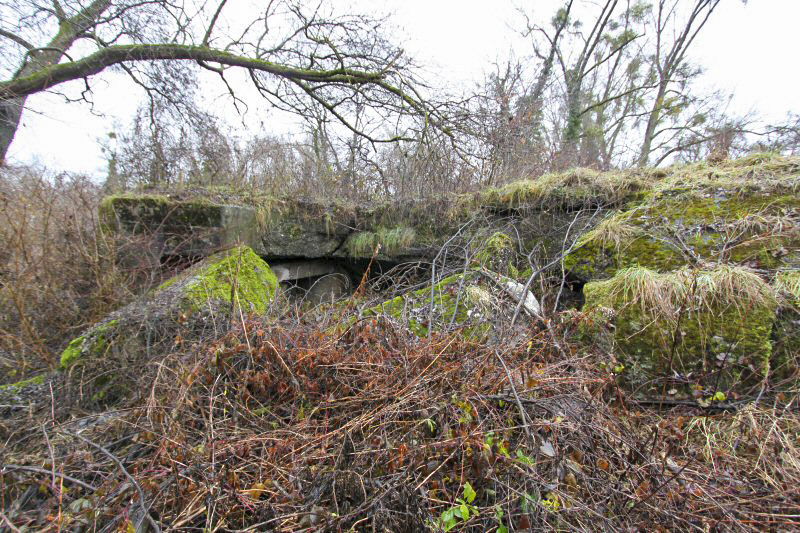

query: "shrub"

left=0, top=166, right=141, bottom=375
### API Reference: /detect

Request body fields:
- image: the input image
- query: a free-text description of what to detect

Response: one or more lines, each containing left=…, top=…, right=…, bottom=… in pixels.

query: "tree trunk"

left=637, top=83, right=667, bottom=167
left=0, top=0, right=113, bottom=164
left=0, top=96, right=25, bottom=164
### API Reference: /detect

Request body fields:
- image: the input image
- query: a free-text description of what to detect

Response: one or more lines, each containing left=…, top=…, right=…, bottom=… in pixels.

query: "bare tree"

left=636, top=0, right=721, bottom=166
left=481, top=0, right=730, bottom=173
left=492, top=0, right=645, bottom=170
left=0, top=0, right=437, bottom=164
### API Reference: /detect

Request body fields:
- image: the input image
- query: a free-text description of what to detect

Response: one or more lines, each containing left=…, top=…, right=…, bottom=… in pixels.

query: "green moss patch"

left=484, top=153, right=798, bottom=213
left=473, top=231, right=517, bottom=277
left=0, top=374, right=46, bottom=391
left=60, top=246, right=276, bottom=369
left=565, top=190, right=800, bottom=281
left=162, top=246, right=277, bottom=314
left=583, top=266, right=779, bottom=393
left=364, top=270, right=525, bottom=339
left=365, top=272, right=488, bottom=338
left=60, top=319, right=118, bottom=368
left=772, top=271, right=800, bottom=380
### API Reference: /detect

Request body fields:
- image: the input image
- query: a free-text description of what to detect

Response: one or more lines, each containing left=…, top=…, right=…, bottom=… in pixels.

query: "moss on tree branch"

left=0, top=43, right=392, bottom=99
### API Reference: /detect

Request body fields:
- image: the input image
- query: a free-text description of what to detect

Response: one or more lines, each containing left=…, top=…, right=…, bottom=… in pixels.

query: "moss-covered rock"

left=60, top=246, right=276, bottom=382
left=772, top=271, right=800, bottom=381
left=583, top=266, right=779, bottom=394
left=364, top=272, right=484, bottom=338
left=155, top=245, right=277, bottom=314
left=556, top=157, right=800, bottom=396
left=473, top=231, right=517, bottom=277
left=565, top=192, right=800, bottom=281
left=364, top=269, right=538, bottom=339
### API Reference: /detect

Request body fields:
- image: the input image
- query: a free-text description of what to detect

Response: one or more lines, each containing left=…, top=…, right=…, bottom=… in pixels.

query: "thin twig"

left=0, top=512, right=22, bottom=533
left=2, top=465, right=97, bottom=492
left=494, top=348, right=534, bottom=444
left=64, top=431, right=161, bottom=533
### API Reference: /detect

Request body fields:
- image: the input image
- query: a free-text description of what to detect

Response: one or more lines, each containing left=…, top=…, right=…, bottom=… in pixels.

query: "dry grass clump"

left=728, top=212, right=799, bottom=236
left=599, top=265, right=778, bottom=323
left=599, top=266, right=688, bottom=320
left=487, top=153, right=799, bottom=214
left=662, top=153, right=800, bottom=195
left=576, top=213, right=641, bottom=253
left=694, top=265, right=778, bottom=310
left=347, top=226, right=416, bottom=256
left=775, top=270, right=800, bottom=306
left=492, top=167, right=652, bottom=209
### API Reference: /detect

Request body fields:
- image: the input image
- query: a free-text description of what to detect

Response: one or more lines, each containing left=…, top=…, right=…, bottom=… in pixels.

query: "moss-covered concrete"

left=474, top=231, right=517, bottom=277
left=60, top=246, right=276, bottom=370
left=60, top=319, right=118, bottom=367
left=772, top=271, right=800, bottom=380
left=99, top=155, right=800, bottom=271
left=565, top=187, right=800, bottom=281
left=99, top=193, right=223, bottom=234
left=583, top=266, right=779, bottom=393
left=363, top=268, right=537, bottom=339
left=157, top=245, right=277, bottom=313
left=365, top=271, right=491, bottom=338
left=560, top=157, right=799, bottom=395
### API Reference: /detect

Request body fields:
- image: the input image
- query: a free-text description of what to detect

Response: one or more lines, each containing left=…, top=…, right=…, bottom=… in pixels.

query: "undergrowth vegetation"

left=2, top=313, right=798, bottom=531
left=0, top=167, right=144, bottom=376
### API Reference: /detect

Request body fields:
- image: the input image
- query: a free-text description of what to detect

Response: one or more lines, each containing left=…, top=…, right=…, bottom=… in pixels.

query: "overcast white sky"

left=7, top=0, right=800, bottom=177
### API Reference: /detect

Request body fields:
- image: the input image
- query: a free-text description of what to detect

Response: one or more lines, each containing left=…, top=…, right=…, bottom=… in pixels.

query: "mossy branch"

left=0, top=43, right=394, bottom=99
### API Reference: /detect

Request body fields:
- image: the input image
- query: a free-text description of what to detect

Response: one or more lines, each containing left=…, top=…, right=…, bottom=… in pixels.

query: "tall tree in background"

left=478, top=0, right=733, bottom=173
left=504, top=0, right=648, bottom=170
left=636, top=0, right=720, bottom=166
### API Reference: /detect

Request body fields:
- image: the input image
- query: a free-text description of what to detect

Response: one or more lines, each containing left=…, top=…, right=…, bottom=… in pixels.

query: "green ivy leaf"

left=441, top=508, right=457, bottom=531
left=459, top=502, right=470, bottom=520
left=463, top=482, right=477, bottom=504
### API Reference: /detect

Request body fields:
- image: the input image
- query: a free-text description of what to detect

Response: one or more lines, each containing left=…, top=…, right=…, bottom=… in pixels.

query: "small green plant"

left=453, top=395, right=475, bottom=426
left=435, top=482, right=479, bottom=531
left=484, top=432, right=510, bottom=457
left=515, top=449, right=535, bottom=466
left=698, top=390, right=727, bottom=407
left=520, top=490, right=538, bottom=513
left=494, top=506, right=509, bottom=533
